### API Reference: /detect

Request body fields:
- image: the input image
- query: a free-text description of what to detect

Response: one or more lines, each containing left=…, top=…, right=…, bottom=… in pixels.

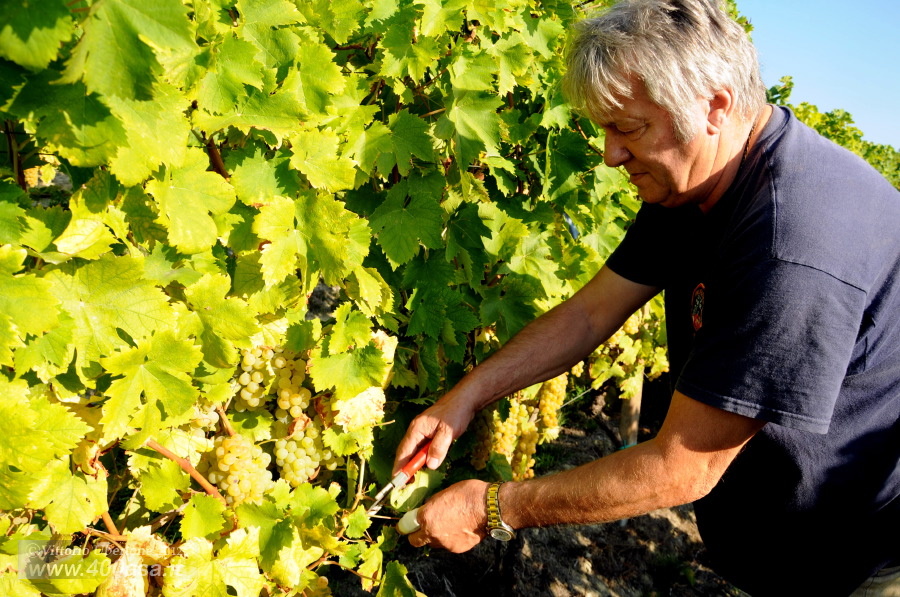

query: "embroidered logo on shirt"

left=691, top=283, right=705, bottom=332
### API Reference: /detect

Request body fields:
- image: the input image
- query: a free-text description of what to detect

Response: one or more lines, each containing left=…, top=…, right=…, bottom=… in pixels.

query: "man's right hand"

left=392, top=388, right=478, bottom=475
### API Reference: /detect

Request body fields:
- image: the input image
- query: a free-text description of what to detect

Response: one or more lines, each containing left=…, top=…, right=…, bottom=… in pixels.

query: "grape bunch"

left=203, top=433, right=273, bottom=506
left=234, top=347, right=275, bottom=412
left=470, top=407, right=495, bottom=470
left=510, top=420, right=539, bottom=481
left=188, top=403, right=220, bottom=438
left=536, top=373, right=568, bottom=444
left=623, top=311, right=643, bottom=335
left=273, top=414, right=342, bottom=487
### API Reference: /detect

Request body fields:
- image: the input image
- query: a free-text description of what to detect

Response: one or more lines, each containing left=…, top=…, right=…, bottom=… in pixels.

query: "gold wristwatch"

left=486, top=482, right=516, bottom=541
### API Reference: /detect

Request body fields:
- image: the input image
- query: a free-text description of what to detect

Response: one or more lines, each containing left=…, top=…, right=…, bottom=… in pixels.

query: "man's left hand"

left=406, top=479, right=490, bottom=552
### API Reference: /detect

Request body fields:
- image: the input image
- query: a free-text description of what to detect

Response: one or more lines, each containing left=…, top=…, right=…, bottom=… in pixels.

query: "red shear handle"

left=398, top=439, right=433, bottom=481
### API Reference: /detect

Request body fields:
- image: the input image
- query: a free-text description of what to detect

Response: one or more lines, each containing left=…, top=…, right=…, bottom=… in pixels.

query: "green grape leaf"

left=269, top=529, right=324, bottom=587
left=0, top=391, right=90, bottom=478
left=347, top=121, right=392, bottom=175
left=253, top=196, right=307, bottom=287
left=194, top=86, right=305, bottom=141
left=329, top=303, right=373, bottom=354
left=375, top=109, right=435, bottom=177
left=228, top=410, right=274, bottom=443
left=61, top=0, right=197, bottom=100
left=479, top=276, right=540, bottom=343
left=146, top=148, right=236, bottom=255
left=345, top=266, right=393, bottom=318
left=444, top=203, right=491, bottom=287
left=369, top=181, right=443, bottom=268
left=8, top=74, right=126, bottom=167
left=388, top=467, right=442, bottom=512
left=284, top=39, right=345, bottom=115
left=181, top=494, right=229, bottom=540
left=378, top=15, right=442, bottom=82
left=184, top=273, right=259, bottom=369
left=344, top=506, right=370, bottom=539
left=99, top=330, right=202, bottom=442
left=501, top=229, right=564, bottom=298
left=0, top=254, right=59, bottom=339
left=297, top=0, right=364, bottom=45
left=309, top=343, right=387, bottom=400
left=29, top=458, right=109, bottom=534
left=322, top=426, right=374, bottom=456
left=163, top=528, right=264, bottom=597
left=0, top=0, right=73, bottom=70
left=521, top=13, right=566, bottom=59
left=491, top=34, right=533, bottom=95
left=48, top=253, right=172, bottom=371
left=289, top=128, right=357, bottom=192
left=415, top=0, right=465, bottom=37
left=14, top=311, right=76, bottom=383
left=0, top=199, right=27, bottom=246
left=450, top=46, right=495, bottom=92
left=288, top=484, right=340, bottom=526
left=107, top=83, right=191, bottom=187
left=401, top=250, right=456, bottom=290
left=357, top=543, right=383, bottom=592
left=140, top=460, right=190, bottom=512
left=197, top=33, right=266, bottom=115
left=235, top=499, right=287, bottom=568
left=294, top=191, right=370, bottom=285
left=443, top=90, right=502, bottom=168
left=227, top=145, right=301, bottom=207
left=376, top=561, right=424, bottom=597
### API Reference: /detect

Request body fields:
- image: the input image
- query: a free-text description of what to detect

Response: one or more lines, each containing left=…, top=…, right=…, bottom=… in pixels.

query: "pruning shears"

left=366, top=440, right=433, bottom=516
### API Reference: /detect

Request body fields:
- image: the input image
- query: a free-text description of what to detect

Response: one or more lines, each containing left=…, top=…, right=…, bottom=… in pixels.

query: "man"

left=392, top=1, right=900, bottom=595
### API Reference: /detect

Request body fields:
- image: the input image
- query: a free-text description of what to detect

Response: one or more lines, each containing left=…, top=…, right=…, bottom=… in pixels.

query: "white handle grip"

left=397, top=508, right=421, bottom=535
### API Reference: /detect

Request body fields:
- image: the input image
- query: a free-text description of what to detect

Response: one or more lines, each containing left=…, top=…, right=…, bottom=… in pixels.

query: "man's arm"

left=393, top=265, right=660, bottom=472
left=405, top=391, right=765, bottom=552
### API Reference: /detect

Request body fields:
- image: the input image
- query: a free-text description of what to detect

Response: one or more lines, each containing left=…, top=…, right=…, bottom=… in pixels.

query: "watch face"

left=490, top=527, right=514, bottom=541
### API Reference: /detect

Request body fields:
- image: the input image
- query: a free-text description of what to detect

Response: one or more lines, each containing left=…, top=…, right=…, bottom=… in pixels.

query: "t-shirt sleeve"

left=676, top=258, right=866, bottom=433
left=606, top=203, right=698, bottom=287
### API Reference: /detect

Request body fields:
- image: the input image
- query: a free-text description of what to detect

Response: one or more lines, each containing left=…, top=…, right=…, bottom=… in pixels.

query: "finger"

left=392, top=424, right=431, bottom=476
left=427, top=424, right=454, bottom=470
left=407, top=529, right=430, bottom=548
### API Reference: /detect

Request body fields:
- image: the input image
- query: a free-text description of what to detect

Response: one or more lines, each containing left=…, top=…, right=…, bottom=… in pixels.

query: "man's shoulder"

left=752, top=107, right=900, bottom=290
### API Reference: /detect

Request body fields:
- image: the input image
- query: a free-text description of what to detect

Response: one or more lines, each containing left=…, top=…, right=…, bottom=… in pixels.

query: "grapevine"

left=0, top=0, right=665, bottom=593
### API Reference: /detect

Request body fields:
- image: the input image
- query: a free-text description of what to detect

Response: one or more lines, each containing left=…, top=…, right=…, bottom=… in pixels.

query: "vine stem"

left=4, top=120, right=26, bottom=190
left=352, top=454, right=366, bottom=511
left=572, top=118, right=604, bottom=157
left=216, top=405, right=236, bottom=437
left=145, top=439, right=227, bottom=505
left=101, top=511, right=120, bottom=536
left=205, top=137, right=230, bottom=180
left=85, top=527, right=128, bottom=543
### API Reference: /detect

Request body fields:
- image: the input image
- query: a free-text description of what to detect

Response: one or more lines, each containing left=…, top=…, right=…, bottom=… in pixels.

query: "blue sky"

left=736, top=0, right=900, bottom=148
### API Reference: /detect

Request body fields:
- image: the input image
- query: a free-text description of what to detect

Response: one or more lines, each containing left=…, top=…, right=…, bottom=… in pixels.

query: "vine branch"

left=145, top=440, right=227, bottom=505
left=205, top=137, right=230, bottom=180
left=217, top=405, right=236, bottom=437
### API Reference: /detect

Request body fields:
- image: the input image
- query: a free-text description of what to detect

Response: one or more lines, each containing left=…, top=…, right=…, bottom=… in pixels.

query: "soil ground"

left=330, top=381, right=750, bottom=597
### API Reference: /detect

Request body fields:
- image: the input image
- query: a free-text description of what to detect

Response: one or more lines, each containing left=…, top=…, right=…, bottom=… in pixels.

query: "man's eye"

left=619, top=126, right=645, bottom=139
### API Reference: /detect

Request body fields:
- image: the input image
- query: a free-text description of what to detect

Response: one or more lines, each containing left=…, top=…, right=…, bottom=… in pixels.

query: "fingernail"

left=427, top=457, right=439, bottom=469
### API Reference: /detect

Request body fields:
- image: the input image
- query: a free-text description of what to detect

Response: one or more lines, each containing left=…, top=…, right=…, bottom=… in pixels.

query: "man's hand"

left=392, top=389, right=478, bottom=475
left=405, top=479, right=490, bottom=552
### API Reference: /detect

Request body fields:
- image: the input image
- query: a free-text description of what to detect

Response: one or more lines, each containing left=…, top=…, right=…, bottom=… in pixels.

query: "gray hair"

left=563, top=0, right=766, bottom=142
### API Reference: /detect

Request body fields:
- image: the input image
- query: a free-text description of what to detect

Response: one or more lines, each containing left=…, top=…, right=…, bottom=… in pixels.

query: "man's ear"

left=706, top=88, right=736, bottom=134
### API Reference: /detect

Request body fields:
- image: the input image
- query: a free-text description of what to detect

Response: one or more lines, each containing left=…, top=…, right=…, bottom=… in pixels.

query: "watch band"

left=486, top=482, right=516, bottom=541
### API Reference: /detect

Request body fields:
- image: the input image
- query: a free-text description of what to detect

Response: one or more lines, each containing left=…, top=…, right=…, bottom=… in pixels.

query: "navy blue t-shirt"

left=607, top=106, right=900, bottom=596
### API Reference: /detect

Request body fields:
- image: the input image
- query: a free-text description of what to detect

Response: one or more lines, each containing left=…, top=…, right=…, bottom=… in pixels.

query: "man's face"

left=597, top=82, right=718, bottom=209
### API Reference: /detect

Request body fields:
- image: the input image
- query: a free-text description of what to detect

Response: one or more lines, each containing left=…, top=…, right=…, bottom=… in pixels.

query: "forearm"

left=500, top=392, right=766, bottom=530
left=500, top=440, right=706, bottom=529
left=448, top=266, right=659, bottom=413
